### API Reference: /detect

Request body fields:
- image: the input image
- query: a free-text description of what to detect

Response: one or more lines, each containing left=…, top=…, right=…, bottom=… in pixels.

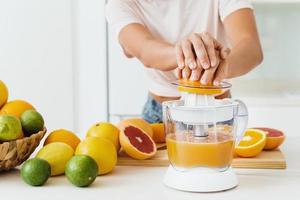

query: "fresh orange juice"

left=166, top=131, right=234, bottom=169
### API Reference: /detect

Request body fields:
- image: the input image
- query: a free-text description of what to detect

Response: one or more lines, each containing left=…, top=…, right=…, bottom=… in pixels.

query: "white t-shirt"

left=106, top=0, right=253, bottom=97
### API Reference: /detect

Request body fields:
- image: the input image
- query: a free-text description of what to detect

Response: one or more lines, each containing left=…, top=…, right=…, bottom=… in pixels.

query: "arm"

left=214, top=9, right=263, bottom=83
left=119, top=23, right=177, bottom=71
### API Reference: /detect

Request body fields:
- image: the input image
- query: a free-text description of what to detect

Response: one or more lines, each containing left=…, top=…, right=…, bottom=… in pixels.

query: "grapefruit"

left=86, top=122, right=120, bottom=151
left=75, top=137, right=117, bottom=175
left=119, top=125, right=156, bottom=160
left=36, top=142, right=74, bottom=176
left=118, top=118, right=153, bottom=138
left=235, top=129, right=266, bottom=158
left=0, top=80, right=8, bottom=109
left=253, top=127, right=285, bottom=150
left=0, top=99, right=35, bottom=118
left=150, top=123, right=165, bottom=143
left=44, top=129, right=81, bottom=151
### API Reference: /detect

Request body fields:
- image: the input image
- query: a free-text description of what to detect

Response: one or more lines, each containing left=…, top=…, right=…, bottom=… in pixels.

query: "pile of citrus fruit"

left=0, top=80, right=44, bottom=142
left=235, top=128, right=285, bottom=158
left=20, top=118, right=165, bottom=187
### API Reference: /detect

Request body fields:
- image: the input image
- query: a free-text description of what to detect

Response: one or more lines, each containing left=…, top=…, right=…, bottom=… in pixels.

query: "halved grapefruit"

left=119, top=125, right=156, bottom=160
left=118, top=118, right=153, bottom=138
left=253, top=127, right=285, bottom=150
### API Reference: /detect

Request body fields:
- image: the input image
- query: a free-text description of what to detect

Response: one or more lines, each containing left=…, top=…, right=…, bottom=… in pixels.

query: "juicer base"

left=163, top=165, right=238, bottom=192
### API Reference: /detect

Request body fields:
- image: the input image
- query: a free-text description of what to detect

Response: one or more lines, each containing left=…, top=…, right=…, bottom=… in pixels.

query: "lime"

left=65, top=155, right=98, bottom=187
left=21, top=158, right=51, bottom=186
left=20, top=110, right=44, bottom=136
left=0, top=115, right=23, bottom=142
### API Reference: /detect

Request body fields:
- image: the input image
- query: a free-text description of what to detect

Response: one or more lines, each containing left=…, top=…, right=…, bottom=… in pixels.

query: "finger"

left=190, top=67, right=202, bottom=81
left=181, top=40, right=197, bottom=70
left=182, top=66, right=191, bottom=79
left=175, top=68, right=182, bottom=79
left=213, top=60, right=228, bottom=86
left=175, top=44, right=185, bottom=69
left=189, top=34, right=210, bottom=69
left=200, top=67, right=218, bottom=85
left=201, top=32, right=218, bottom=68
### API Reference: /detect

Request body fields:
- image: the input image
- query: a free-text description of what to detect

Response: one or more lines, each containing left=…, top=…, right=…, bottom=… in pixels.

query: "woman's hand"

left=175, top=32, right=230, bottom=84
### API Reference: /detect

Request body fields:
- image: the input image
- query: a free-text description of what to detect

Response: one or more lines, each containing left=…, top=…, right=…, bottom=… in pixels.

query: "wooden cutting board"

left=117, top=144, right=286, bottom=169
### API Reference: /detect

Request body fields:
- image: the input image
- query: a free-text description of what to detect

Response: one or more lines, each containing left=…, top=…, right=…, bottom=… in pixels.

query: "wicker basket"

left=0, top=128, right=46, bottom=171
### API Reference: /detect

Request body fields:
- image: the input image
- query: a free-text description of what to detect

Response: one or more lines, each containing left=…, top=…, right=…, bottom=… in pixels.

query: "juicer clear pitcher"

left=162, top=98, right=248, bottom=171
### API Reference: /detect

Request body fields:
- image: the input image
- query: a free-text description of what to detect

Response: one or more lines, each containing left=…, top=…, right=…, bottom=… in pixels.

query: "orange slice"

left=235, top=129, right=266, bottom=157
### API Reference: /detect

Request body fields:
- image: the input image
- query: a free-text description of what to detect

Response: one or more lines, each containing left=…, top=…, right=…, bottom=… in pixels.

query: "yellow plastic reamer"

left=176, top=79, right=231, bottom=96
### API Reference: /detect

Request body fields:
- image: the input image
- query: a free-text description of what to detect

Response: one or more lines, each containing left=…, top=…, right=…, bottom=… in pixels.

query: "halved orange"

left=235, top=129, right=266, bottom=157
left=177, top=79, right=223, bottom=95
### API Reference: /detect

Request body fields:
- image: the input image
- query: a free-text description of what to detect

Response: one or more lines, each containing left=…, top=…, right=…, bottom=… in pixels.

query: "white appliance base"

left=163, top=165, right=238, bottom=192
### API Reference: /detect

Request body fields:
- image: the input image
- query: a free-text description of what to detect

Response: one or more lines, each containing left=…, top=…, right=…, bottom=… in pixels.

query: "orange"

left=86, top=122, right=120, bottom=151
left=75, top=137, right=117, bottom=175
left=235, top=129, right=266, bottom=157
left=177, top=79, right=223, bottom=95
left=253, top=127, right=285, bottom=150
left=119, top=125, right=156, bottom=160
left=150, top=123, right=165, bottom=143
left=44, top=129, right=81, bottom=151
left=0, top=100, right=35, bottom=118
left=0, top=80, right=9, bottom=109
left=118, top=118, right=153, bottom=138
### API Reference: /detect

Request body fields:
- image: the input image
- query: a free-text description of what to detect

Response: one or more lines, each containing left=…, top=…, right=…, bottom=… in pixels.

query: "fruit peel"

left=119, top=125, right=156, bottom=160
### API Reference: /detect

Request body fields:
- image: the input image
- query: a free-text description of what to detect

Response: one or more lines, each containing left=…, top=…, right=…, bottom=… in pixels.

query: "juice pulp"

left=166, top=131, right=234, bottom=169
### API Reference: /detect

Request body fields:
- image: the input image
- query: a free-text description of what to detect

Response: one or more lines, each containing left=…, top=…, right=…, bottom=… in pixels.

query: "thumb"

left=213, top=61, right=227, bottom=86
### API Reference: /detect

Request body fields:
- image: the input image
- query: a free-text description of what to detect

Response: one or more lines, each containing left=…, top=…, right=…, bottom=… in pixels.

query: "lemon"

left=75, top=137, right=117, bottom=175
left=0, top=80, right=8, bottom=108
left=86, top=122, right=120, bottom=151
left=36, top=142, right=74, bottom=176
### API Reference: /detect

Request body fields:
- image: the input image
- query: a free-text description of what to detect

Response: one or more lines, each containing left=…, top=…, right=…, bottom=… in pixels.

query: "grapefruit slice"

left=235, top=129, right=266, bottom=157
left=253, top=127, right=285, bottom=150
left=119, top=125, right=156, bottom=160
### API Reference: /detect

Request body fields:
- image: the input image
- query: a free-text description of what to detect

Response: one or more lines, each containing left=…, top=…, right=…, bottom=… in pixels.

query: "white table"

left=1, top=137, right=299, bottom=200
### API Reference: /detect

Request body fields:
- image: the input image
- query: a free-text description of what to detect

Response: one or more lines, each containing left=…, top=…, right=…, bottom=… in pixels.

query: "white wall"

left=0, top=0, right=74, bottom=132
left=72, top=0, right=108, bottom=136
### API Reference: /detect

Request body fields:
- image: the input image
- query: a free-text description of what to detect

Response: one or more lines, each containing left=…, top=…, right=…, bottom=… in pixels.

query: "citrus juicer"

left=162, top=80, right=248, bottom=192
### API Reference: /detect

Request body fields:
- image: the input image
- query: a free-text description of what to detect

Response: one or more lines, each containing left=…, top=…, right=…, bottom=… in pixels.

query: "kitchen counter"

left=1, top=137, right=300, bottom=200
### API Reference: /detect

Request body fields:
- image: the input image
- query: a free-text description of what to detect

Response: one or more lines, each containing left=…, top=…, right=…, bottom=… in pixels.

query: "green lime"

left=21, top=158, right=51, bottom=186
left=0, top=115, right=23, bottom=142
left=65, top=155, right=98, bottom=187
left=20, top=110, right=44, bottom=136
